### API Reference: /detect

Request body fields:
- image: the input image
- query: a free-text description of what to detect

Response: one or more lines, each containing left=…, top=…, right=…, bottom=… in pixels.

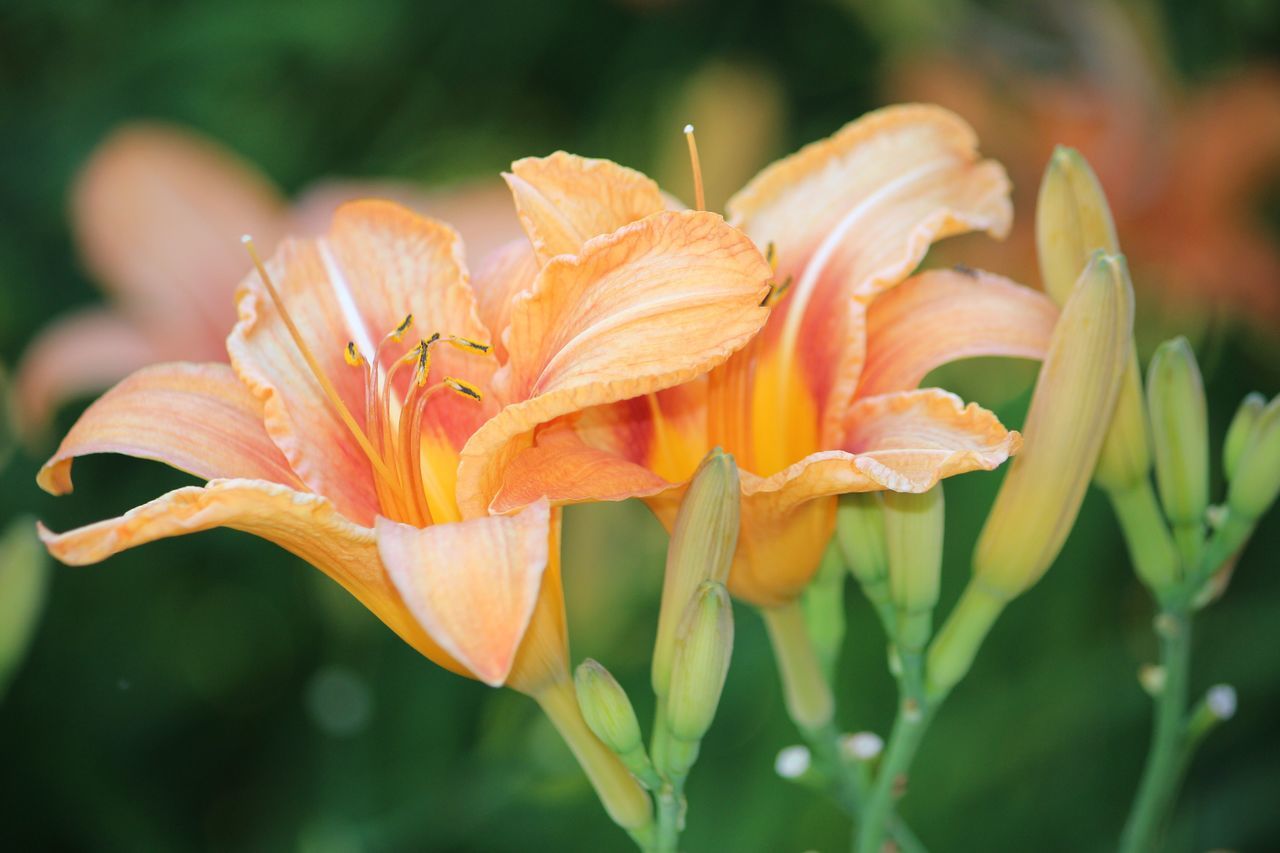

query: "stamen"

left=684, top=124, right=705, bottom=211
left=414, top=339, right=432, bottom=387
left=444, top=377, right=483, bottom=401
left=765, top=241, right=778, bottom=272
left=344, top=341, right=364, bottom=367
left=392, top=313, right=414, bottom=341
left=761, top=274, right=794, bottom=308
left=443, top=336, right=492, bottom=355
left=241, top=236, right=398, bottom=487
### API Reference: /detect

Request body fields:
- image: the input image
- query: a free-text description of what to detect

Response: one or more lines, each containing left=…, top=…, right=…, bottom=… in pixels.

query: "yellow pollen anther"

left=444, top=336, right=492, bottom=355
left=414, top=339, right=433, bottom=387
left=444, top=376, right=483, bottom=402
left=683, top=123, right=705, bottom=211
left=391, top=314, right=414, bottom=342
left=761, top=274, right=793, bottom=308
left=344, top=341, right=364, bottom=367
left=765, top=241, right=778, bottom=272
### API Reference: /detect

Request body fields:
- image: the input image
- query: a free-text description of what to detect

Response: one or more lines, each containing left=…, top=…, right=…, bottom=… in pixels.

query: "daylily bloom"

left=14, top=122, right=521, bottom=437
left=37, top=199, right=771, bottom=830
left=455, top=104, right=1061, bottom=607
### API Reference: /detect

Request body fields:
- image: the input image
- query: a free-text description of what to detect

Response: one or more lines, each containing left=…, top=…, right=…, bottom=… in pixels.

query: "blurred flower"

left=468, top=106, right=1060, bottom=607
left=14, top=122, right=521, bottom=438
left=887, top=3, right=1280, bottom=331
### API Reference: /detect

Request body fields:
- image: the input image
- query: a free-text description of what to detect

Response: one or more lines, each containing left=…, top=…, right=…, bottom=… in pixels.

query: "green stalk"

left=856, top=652, right=933, bottom=853
left=1107, top=479, right=1180, bottom=594
left=1119, top=608, right=1192, bottom=853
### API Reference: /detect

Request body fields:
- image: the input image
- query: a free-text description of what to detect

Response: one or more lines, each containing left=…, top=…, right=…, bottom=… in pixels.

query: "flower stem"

left=1119, top=607, right=1192, bottom=853
left=856, top=652, right=933, bottom=853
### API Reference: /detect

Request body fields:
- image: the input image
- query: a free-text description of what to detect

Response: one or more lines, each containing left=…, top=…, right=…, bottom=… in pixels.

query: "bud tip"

left=774, top=745, right=811, bottom=779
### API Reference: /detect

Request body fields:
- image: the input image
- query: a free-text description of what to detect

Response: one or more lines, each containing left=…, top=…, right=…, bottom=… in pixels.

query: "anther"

left=444, top=336, right=492, bottom=355
left=344, top=341, right=364, bottom=367
left=444, top=377, right=483, bottom=401
left=414, top=340, right=432, bottom=387
left=392, top=314, right=414, bottom=341
left=765, top=241, right=778, bottom=271
left=761, top=274, right=793, bottom=307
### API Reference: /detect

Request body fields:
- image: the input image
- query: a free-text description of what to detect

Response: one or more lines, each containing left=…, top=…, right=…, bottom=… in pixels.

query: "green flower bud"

left=1227, top=394, right=1280, bottom=522
left=835, top=493, right=889, bottom=602
left=666, top=581, right=734, bottom=744
left=575, top=659, right=644, bottom=758
left=1224, top=392, right=1266, bottom=482
left=1146, top=337, right=1210, bottom=534
left=882, top=487, right=944, bottom=653
left=652, top=449, right=739, bottom=697
left=974, top=252, right=1133, bottom=598
left=1036, top=146, right=1119, bottom=306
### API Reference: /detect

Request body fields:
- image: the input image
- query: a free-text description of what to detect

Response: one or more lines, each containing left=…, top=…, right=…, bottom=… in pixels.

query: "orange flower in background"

left=886, top=6, right=1280, bottom=332
left=14, top=123, right=522, bottom=437
left=456, top=105, right=1061, bottom=607
left=37, top=200, right=770, bottom=694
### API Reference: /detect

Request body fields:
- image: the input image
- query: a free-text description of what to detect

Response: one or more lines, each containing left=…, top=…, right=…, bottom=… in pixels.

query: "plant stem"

left=652, top=780, right=683, bottom=853
left=1119, top=607, right=1192, bottom=853
left=857, top=653, right=933, bottom=853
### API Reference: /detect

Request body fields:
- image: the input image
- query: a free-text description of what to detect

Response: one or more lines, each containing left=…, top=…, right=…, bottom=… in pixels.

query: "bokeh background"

left=2, top=0, right=1278, bottom=850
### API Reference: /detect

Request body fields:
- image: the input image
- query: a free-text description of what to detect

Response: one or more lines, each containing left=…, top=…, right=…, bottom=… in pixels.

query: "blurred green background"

left=2, top=0, right=1278, bottom=850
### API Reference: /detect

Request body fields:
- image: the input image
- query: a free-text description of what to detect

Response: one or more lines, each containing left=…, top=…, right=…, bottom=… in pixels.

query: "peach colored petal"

left=37, top=362, right=301, bottom=496
left=726, top=104, right=1012, bottom=445
left=227, top=200, right=492, bottom=524
left=471, top=238, right=540, bottom=362
left=290, top=177, right=524, bottom=263
left=72, top=123, right=286, bottom=357
left=12, top=308, right=160, bottom=438
left=38, top=478, right=468, bottom=677
left=857, top=267, right=1058, bottom=397
left=505, top=152, right=667, bottom=264
left=377, top=500, right=552, bottom=687
left=456, top=210, right=770, bottom=516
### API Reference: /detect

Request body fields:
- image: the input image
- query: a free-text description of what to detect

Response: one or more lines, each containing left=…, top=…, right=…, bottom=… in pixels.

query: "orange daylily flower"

left=14, top=122, right=522, bottom=437
left=458, top=105, right=1061, bottom=607
left=37, top=200, right=771, bottom=695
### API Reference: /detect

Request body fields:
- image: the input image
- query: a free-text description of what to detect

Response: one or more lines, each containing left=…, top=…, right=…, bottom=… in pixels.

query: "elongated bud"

left=652, top=449, right=739, bottom=696
left=835, top=493, right=889, bottom=602
left=1036, top=146, right=1119, bottom=305
left=1224, top=393, right=1266, bottom=483
left=1227, top=395, right=1280, bottom=522
left=575, top=659, right=644, bottom=758
left=882, top=487, right=944, bottom=652
left=1147, top=338, right=1209, bottom=536
left=666, top=581, right=734, bottom=744
left=1, top=517, right=49, bottom=696
left=974, top=252, right=1133, bottom=598
left=1037, top=147, right=1149, bottom=492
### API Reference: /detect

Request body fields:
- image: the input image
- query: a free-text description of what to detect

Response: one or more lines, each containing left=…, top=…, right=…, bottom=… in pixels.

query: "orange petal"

left=456, top=210, right=770, bottom=516
left=38, top=478, right=467, bottom=677
left=471, top=238, right=540, bottom=362
left=727, top=104, right=1012, bottom=445
left=72, top=123, right=286, bottom=356
left=37, top=362, right=302, bottom=496
left=12, top=308, right=160, bottom=439
left=376, top=500, right=553, bottom=687
left=505, top=152, right=666, bottom=263
left=227, top=200, right=492, bottom=524
left=858, top=268, right=1058, bottom=397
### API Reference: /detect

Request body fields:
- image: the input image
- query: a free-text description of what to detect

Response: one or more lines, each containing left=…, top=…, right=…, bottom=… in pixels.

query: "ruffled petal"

left=858, top=268, right=1058, bottom=397
left=227, top=200, right=492, bottom=524
left=13, top=308, right=160, bottom=438
left=505, top=152, right=666, bottom=263
left=37, top=478, right=467, bottom=677
left=71, top=123, right=286, bottom=355
left=376, top=500, right=554, bottom=687
left=726, top=104, right=1012, bottom=445
left=471, top=238, right=540, bottom=362
left=37, top=362, right=301, bottom=496
left=456, top=210, right=770, bottom=516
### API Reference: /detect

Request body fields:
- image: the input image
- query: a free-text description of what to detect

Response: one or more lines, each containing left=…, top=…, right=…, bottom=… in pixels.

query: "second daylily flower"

left=458, top=104, right=1061, bottom=606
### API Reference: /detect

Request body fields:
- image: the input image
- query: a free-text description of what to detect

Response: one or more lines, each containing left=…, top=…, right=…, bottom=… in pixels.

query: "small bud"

left=774, top=745, right=811, bottom=779
left=666, top=582, right=734, bottom=743
left=1227, top=395, right=1280, bottom=522
left=840, top=731, right=884, bottom=762
left=1207, top=684, right=1237, bottom=720
left=882, top=487, right=944, bottom=652
left=1138, top=664, right=1166, bottom=697
left=652, top=449, right=739, bottom=696
left=974, top=252, right=1133, bottom=597
left=1093, top=349, right=1152, bottom=493
left=1223, top=393, right=1265, bottom=482
left=575, top=659, right=644, bottom=758
left=1146, top=337, right=1210, bottom=533
left=1035, top=146, right=1120, bottom=306
left=835, top=492, right=888, bottom=591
